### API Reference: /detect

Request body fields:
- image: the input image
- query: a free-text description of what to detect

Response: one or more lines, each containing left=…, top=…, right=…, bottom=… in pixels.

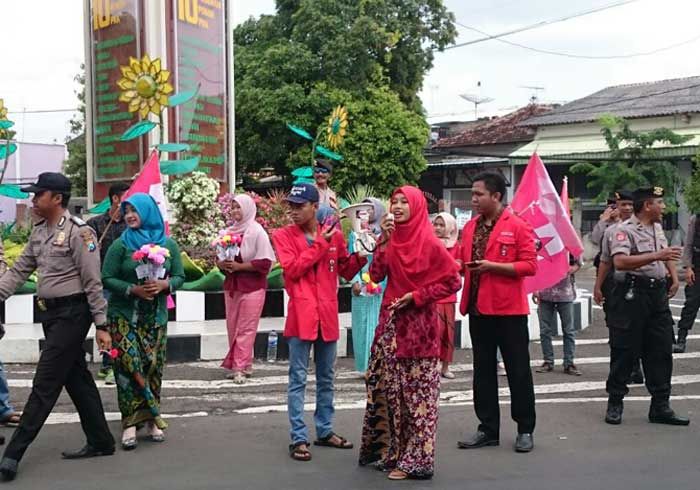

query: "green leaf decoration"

left=0, top=120, right=14, bottom=130
left=0, top=143, right=17, bottom=159
left=168, top=86, right=199, bottom=107
left=315, top=145, right=343, bottom=161
left=181, top=268, right=225, bottom=291
left=0, top=184, right=28, bottom=199
left=160, top=157, right=200, bottom=175
left=157, top=143, right=190, bottom=152
left=287, top=123, right=314, bottom=141
left=291, top=166, right=314, bottom=178
left=120, top=120, right=157, bottom=141
left=88, top=196, right=111, bottom=214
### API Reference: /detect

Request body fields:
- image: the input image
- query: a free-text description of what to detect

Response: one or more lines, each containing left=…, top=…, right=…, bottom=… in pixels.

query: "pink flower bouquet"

left=211, top=230, right=242, bottom=261
left=132, top=244, right=170, bottom=280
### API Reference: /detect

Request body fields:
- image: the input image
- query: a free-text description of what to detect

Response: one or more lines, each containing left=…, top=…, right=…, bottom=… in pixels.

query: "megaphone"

left=340, top=203, right=377, bottom=255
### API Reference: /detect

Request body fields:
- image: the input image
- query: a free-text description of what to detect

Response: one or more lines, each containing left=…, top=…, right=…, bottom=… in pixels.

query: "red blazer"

left=272, top=225, right=366, bottom=342
left=459, top=208, right=537, bottom=316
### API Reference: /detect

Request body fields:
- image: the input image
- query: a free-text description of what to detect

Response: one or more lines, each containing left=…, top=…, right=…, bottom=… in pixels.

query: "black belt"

left=628, top=276, right=667, bottom=290
left=37, top=293, right=87, bottom=311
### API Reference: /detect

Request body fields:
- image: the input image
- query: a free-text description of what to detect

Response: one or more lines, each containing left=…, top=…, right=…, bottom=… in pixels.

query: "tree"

left=571, top=115, right=693, bottom=209
left=682, top=152, right=700, bottom=213
left=234, top=0, right=455, bottom=186
left=63, top=65, right=87, bottom=196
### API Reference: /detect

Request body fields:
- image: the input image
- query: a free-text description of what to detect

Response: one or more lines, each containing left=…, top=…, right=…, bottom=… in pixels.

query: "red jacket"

left=272, top=225, right=366, bottom=342
left=459, top=208, right=537, bottom=316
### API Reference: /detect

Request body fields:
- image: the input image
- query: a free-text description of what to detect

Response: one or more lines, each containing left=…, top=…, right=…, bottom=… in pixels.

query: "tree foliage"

left=63, top=65, right=87, bottom=196
left=234, top=0, right=455, bottom=191
left=682, top=152, right=700, bottom=213
left=571, top=115, right=693, bottom=209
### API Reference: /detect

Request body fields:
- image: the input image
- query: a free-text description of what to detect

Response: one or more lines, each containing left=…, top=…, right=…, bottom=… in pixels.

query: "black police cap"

left=614, top=189, right=634, bottom=201
left=632, top=186, right=664, bottom=202
left=21, top=172, right=71, bottom=194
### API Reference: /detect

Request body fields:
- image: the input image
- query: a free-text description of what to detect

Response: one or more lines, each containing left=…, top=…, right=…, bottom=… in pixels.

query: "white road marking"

left=235, top=374, right=700, bottom=414
left=44, top=411, right=208, bottom=425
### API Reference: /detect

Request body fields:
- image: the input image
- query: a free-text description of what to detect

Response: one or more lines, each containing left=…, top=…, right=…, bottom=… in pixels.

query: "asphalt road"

left=0, top=269, right=699, bottom=488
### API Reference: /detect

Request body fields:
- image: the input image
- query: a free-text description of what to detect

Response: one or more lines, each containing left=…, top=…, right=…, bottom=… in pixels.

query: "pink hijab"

left=435, top=212, right=458, bottom=248
left=228, top=194, right=276, bottom=263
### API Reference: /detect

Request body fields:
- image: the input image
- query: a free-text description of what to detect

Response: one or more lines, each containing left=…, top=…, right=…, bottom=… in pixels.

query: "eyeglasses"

left=314, top=168, right=330, bottom=174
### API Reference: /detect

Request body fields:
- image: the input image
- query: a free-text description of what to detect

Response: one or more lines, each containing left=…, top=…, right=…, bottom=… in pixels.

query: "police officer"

left=674, top=213, right=700, bottom=353
left=0, top=173, right=114, bottom=481
left=604, top=186, right=688, bottom=426
left=593, top=190, right=645, bottom=384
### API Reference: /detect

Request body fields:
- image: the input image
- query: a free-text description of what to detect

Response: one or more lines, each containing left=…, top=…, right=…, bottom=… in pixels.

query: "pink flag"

left=560, top=176, right=570, bottom=217
left=124, top=149, right=170, bottom=234
left=510, top=153, right=583, bottom=293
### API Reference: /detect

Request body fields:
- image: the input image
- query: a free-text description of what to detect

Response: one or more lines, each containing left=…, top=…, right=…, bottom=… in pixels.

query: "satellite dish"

left=459, top=93, right=494, bottom=119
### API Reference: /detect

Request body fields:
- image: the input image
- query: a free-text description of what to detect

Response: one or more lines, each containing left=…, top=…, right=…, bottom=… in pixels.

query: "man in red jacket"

left=272, top=183, right=366, bottom=462
left=456, top=172, right=538, bottom=454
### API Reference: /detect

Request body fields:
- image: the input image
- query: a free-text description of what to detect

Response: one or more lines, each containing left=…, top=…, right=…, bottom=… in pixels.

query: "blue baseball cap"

left=285, top=183, right=319, bottom=204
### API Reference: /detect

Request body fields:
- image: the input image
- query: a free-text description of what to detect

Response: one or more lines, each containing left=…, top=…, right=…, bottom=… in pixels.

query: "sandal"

left=313, top=432, right=354, bottom=449
left=289, top=442, right=312, bottom=462
left=388, top=469, right=408, bottom=480
left=0, top=413, right=20, bottom=427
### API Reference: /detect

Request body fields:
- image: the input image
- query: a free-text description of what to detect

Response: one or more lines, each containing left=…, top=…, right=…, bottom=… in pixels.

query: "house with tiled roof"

left=420, top=104, right=557, bottom=217
left=513, top=76, right=700, bottom=238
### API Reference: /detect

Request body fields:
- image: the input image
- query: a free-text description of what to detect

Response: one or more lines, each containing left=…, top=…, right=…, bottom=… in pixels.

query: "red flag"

left=510, top=154, right=583, bottom=293
left=124, top=149, right=170, bottom=234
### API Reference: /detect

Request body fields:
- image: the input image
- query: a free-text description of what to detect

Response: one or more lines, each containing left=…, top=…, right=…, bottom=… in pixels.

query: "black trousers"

left=677, top=269, right=700, bottom=332
left=3, top=303, right=114, bottom=462
left=605, top=285, right=674, bottom=404
left=469, top=314, right=536, bottom=436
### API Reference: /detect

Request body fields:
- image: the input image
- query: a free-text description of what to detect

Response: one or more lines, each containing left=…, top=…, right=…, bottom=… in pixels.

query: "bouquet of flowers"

left=361, top=272, right=382, bottom=296
left=132, top=244, right=170, bottom=281
left=211, top=229, right=242, bottom=261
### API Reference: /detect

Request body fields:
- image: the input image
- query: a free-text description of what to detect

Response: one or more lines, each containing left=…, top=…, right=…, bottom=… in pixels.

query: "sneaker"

left=97, top=367, right=110, bottom=379
left=104, top=370, right=116, bottom=385
left=497, top=362, right=507, bottom=376
left=535, top=362, right=553, bottom=373
left=563, top=364, right=582, bottom=376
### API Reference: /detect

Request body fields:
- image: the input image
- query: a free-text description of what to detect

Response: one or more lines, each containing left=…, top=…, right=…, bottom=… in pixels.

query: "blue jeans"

left=287, top=336, right=337, bottom=445
left=538, top=301, right=576, bottom=366
left=0, top=360, right=14, bottom=418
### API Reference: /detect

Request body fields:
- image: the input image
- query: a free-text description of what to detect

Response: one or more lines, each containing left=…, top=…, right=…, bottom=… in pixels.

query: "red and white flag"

left=510, top=153, right=583, bottom=293
left=124, top=149, right=170, bottom=234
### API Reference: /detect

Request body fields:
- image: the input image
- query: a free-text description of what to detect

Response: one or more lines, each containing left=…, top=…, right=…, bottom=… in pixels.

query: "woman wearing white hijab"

left=219, top=194, right=276, bottom=384
left=433, top=212, right=463, bottom=379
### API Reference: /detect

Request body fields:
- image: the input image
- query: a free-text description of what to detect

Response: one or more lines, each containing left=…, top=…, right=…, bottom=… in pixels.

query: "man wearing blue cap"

left=272, top=183, right=366, bottom=462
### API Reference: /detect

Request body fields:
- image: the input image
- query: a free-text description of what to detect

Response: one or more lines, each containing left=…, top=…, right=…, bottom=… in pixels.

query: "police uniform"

left=604, top=187, right=688, bottom=426
left=0, top=173, right=114, bottom=481
left=674, top=214, right=700, bottom=352
left=598, top=190, right=645, bottom=384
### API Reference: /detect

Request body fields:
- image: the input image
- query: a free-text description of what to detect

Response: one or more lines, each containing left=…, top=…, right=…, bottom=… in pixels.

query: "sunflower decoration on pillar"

left=118, top=55, right=173, bottom=119
left=113, top=53, right=201, bottom=178
left=326, top=106, right=348, bottom=150
left=286, top=105, right=349, bottom=184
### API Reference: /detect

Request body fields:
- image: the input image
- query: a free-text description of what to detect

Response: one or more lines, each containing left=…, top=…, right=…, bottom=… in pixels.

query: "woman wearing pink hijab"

left=218, top=194, right=276, bottom=384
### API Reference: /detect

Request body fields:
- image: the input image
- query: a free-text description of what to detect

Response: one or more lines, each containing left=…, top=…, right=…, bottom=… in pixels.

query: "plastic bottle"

left=267, top=331, right=278, bottom=362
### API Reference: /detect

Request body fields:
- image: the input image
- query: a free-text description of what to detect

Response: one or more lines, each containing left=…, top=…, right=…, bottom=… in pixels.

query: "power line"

left=455, top=21, right=700, bottom=59
left=441, top=0, right=640, bottom=51
left=7, top=109, right=78, bottom=114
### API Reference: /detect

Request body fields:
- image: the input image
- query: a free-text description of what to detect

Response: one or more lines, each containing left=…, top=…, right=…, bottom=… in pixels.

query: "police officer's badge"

left=80, top=229, right=97, bottom=252
left=653, top=186, right=664, bottom=196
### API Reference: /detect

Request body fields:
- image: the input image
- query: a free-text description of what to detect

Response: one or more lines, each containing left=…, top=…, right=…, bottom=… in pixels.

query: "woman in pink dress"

left=218, top=194, right=276, bottom=384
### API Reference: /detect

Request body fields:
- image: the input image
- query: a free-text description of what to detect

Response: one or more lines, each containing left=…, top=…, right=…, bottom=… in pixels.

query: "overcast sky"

left=2, top=0, right=699, bottom=144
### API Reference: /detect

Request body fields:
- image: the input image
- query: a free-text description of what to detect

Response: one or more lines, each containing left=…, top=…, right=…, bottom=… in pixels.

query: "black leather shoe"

left=605, top=401, right=623, bottom=425
left=61, top=444, right=115, bottom=460
left=0, top=458, right=18, bottom=481
left=514, top=433, right=534, bottom=453
left=649, top=406, right=690, bottom=426
left=457, top=430, right=499, bottom=449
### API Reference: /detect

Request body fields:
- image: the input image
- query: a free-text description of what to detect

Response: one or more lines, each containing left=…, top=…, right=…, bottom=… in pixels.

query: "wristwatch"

left=95, top=324, right=109, bottom=332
